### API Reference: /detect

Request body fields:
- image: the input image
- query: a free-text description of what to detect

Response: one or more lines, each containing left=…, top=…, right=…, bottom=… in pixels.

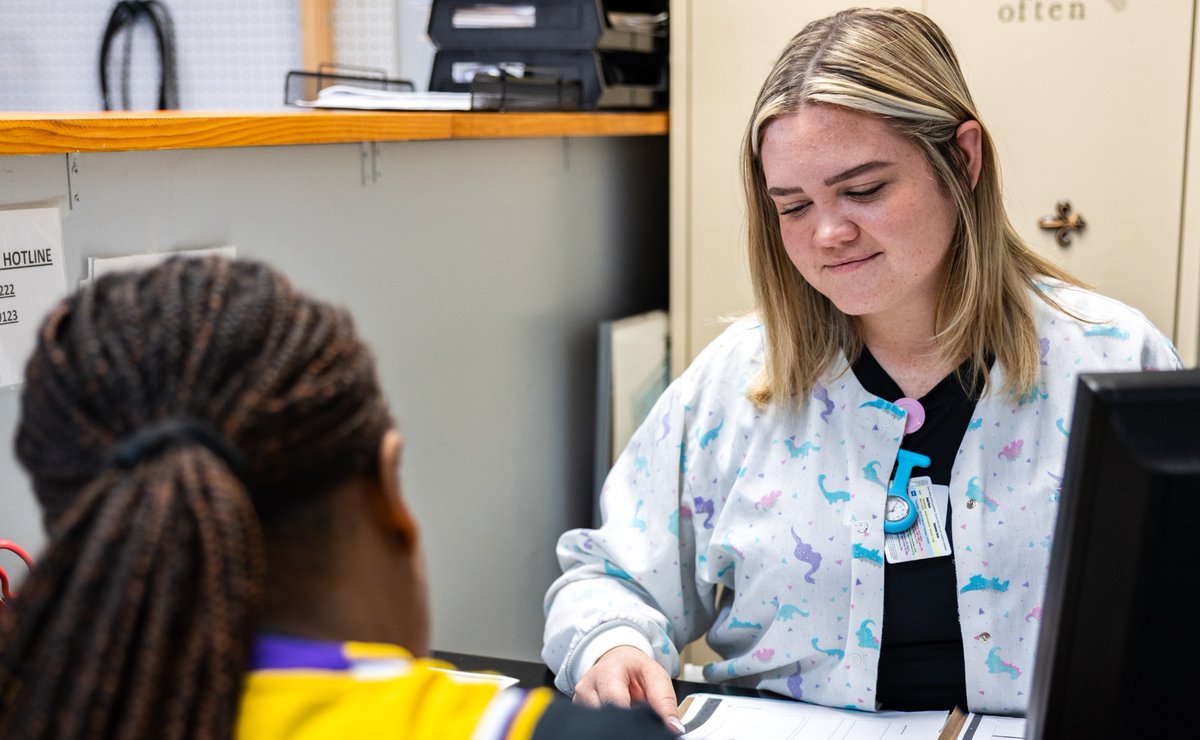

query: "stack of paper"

left=452, top=4, right=537, bottom=29
left=678, top=694, right=1026, bottom=740
left=294, top=85, right=473, bottom=111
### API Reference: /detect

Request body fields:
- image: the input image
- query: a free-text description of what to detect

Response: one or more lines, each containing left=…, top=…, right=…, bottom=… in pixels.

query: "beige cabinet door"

left=924, top=0, right=1193, bottom=343
left=674, top=0, right=1195, bottom=371
left=671, top=0, right=921, bottom=372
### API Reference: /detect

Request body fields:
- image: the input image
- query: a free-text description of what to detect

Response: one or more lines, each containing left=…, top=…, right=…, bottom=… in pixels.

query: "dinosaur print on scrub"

left=856, top=620, right=881, bottom=649
left=772, top=596, right=809, bottom=620
left=997, top=439, right=1024, bottom=461
left=812, top=383, right=835, bottom=422
left=852, top=543, right=884, bottom=566
left=862, top=461, right=887, bottom=489
left=818, top=474, right=851, bottom=504
left=1084, top=324, right=1130, bottom=340
left=791, top=528, right=823, bottom=583
left=787, top=664, right=804, bottom=699
left=961, top=574, right=1010, bottom=593
left=966, top=477, right=999, bottom=512
left=755, top=489, right=783, bottom=510
left=985, top=648, right=1021, bottom=679
left=785, top=437, right=820, bottom=458
left=698, top=418, right=724, bottom=449
left=811, top=637, right=845, bottom=660
left=631, top=501, right=647, bottom=531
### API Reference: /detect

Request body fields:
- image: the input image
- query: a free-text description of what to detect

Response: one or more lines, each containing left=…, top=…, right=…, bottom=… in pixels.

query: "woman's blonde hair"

left=743, top=7, right=1081, bottom=405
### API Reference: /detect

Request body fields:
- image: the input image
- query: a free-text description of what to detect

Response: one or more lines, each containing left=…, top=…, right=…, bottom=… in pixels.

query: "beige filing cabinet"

left=670, top=0, right=1200, bottom=374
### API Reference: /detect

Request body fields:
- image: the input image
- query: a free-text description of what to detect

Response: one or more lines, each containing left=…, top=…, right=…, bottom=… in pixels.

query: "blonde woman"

left=543, top=7, right=1180, bottom=724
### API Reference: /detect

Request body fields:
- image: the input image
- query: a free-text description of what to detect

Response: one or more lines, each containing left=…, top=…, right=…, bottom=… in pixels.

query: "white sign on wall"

left=84, top=244, right=237, bottom=284
left=0, top=206, right=69, bottom=390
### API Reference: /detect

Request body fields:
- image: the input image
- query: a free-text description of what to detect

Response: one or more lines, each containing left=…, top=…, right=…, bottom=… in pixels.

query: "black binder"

left=426, top=0, right=667, bottom=110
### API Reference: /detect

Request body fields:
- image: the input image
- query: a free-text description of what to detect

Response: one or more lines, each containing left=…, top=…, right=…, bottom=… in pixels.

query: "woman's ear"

left=955, top=119, right=984, bottom=190
left=377, top=429, right=419, bottom=549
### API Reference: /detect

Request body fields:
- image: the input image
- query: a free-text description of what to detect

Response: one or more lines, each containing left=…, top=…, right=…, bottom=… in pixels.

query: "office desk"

left=432, top=654, right=974, bottom=740
left=433, top=651, right=557, bottom=689
left=432, top=651, right=763, bottom=701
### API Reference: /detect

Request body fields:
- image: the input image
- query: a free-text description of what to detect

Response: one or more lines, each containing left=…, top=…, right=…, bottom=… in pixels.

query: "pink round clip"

left=895, top=397, right=925, bottom=435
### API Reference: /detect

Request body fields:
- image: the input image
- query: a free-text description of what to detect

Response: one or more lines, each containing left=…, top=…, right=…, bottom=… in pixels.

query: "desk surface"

left=0, top=110, right=669, bottom=155
left=431, top=651, right=764, bottom=701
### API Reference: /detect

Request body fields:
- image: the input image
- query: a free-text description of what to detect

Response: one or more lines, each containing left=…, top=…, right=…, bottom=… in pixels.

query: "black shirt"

left=851, top=349, right=987, bottom=712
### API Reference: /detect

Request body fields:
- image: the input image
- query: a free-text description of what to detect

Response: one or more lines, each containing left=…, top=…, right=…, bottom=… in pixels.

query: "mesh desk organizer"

left=285, top=62, right=583, bottom=111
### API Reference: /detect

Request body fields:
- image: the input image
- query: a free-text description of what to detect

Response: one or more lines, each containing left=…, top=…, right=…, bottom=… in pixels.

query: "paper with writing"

left=0, top=206, right=69, bottom=389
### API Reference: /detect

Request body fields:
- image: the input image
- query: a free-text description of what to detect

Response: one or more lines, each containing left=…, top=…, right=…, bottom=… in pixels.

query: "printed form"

left=955, top=714, right=1026, bottom=739
left=679, top=694, right=950, bottom=739
left=677, top=694, right=1027, bottom=740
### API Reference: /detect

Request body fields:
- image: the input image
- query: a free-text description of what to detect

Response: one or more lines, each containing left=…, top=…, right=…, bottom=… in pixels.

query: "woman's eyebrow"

left=824, top=160, right=892, bottom=186
left=767, top=185, right=804, bottom=197
left=767, top=160, right=895, bottom=197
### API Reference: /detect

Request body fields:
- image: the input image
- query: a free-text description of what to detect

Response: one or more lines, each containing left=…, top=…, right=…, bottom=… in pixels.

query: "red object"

left=0, top=539, right=35, bottom=603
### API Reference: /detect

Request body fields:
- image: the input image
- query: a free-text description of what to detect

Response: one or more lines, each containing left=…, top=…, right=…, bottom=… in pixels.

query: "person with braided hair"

left=0, top=257, right=675, bottom=740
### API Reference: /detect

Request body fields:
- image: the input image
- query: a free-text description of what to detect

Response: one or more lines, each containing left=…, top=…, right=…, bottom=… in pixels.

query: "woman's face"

left=759, top=105, right=960, bottom=335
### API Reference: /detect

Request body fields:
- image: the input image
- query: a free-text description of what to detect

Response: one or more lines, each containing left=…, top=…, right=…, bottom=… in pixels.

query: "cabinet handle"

left=1038, top=200, right=1086, bottom=246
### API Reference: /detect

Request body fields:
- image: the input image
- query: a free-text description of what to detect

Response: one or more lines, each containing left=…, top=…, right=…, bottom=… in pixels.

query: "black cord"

left=98, top=2, right=134, bottom=110
left=120, top=14, right=134, bottom=110
left=99, top=1, right=178, bottom=110
left=145, top=1, right=179, bottom=109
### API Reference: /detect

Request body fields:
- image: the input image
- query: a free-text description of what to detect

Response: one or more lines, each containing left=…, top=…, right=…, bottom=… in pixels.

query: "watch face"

left=885, top=495, right=911, bottom=522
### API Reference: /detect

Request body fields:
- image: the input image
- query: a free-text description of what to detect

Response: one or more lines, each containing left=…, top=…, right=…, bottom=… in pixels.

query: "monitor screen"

left=1027, top=369, right=1200, bottom=739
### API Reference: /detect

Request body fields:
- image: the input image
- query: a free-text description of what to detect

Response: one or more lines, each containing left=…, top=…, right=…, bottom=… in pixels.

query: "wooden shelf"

left=0, top=110, right=669, bottom=155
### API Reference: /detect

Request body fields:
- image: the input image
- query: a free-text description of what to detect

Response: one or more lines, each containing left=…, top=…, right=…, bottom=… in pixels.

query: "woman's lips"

left=825, top=252, right=881, bottom=274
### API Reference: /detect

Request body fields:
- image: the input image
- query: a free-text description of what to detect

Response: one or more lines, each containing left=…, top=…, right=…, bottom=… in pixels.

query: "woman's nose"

left=812, top=210, right=858, bottom=248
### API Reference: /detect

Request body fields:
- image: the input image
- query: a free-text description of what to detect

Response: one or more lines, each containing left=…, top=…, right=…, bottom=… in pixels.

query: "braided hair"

left=0, top=257, right=392, bottom=739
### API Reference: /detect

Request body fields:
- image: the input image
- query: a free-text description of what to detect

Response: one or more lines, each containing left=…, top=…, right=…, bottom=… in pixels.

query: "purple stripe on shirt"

left=499, top=689, right=530, bottom=739
left=249, top=633, right=352, bottom=671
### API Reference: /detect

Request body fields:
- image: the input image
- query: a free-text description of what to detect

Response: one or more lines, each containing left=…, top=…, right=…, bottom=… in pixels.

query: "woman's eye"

left=846, top=183, right=885, bottom=200
left=779, top=202, right=811, bottom=217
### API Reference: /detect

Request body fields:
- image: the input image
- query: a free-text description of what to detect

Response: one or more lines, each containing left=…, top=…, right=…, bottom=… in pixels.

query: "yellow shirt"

left=237, top=637, right=554, bottom=740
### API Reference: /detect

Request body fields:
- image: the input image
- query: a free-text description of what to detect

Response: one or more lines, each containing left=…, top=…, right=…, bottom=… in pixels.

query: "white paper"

left=87, top=245, right=237, bottom=283
left=609, top=309, right=669, bottom=465
left=295, top=85, right=472, bottom=111
left=0, top=206, right=70, bottom=389
left=451, top=61, right=526, bottom=84
left=452, top=4, right=536, bottom=29
left=680, top=694, right=951, bottom=740
left=956, top=714, right=1026, bottom=739
left=428, top=666, right=519, bottom=690
left=608, top=11, right=669, bottom=31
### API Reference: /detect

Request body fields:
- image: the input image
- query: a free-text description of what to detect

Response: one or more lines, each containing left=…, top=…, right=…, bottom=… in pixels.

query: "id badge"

left=884, top=476, right=952, bottom=563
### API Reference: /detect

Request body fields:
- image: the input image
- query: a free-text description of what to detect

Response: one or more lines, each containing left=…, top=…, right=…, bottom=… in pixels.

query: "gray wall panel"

left=0, top=136, right=668, bottom=661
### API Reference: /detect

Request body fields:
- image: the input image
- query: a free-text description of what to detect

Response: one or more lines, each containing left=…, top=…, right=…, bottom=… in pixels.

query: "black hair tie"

left=108, top=418, right=250, bottom=485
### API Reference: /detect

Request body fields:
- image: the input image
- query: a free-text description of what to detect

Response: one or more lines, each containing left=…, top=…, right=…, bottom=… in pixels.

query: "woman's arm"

left=542, top=377, right=718, bottom=694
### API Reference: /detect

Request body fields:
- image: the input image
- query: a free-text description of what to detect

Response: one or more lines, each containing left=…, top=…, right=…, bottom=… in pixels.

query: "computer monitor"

left=1027, top=369, right=1200, bottom=739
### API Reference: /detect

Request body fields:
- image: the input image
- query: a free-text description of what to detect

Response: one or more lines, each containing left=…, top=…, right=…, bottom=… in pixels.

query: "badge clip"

left=883, top=449, right=931, bottom=534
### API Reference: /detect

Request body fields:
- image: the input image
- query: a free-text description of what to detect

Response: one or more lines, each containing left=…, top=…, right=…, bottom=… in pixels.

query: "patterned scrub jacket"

left=543, top=282, right=1181, bottom=715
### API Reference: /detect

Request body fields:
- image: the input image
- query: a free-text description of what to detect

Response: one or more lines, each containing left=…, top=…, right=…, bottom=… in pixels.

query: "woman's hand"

left=573, top=645, right=684, bottom=733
